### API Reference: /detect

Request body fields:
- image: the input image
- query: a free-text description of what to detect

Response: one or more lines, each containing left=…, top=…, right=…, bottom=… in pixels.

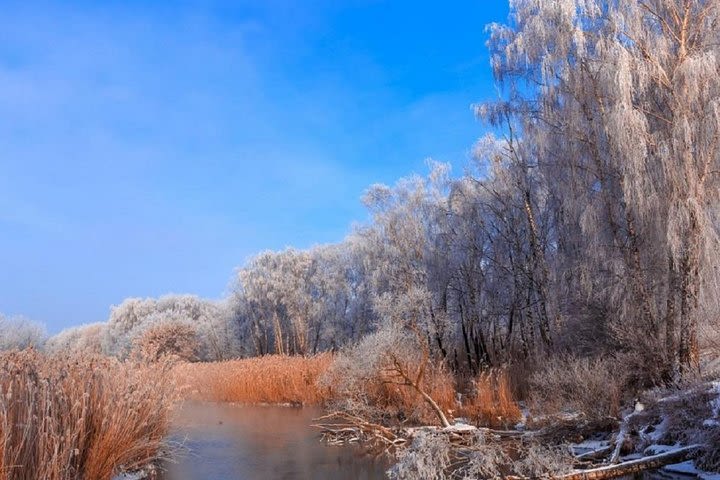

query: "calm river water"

left=159, top=402, right=389, bottom=480
left=158, top=402, right=698, bottom=480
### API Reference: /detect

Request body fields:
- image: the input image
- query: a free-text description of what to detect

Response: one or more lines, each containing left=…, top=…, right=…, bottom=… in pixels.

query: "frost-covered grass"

left=172, top=353, right=333, bottom=405
left=0, top=350, right=175, bottom=480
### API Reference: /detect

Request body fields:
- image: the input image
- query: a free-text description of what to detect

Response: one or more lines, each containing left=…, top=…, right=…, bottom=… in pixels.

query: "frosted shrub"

left=133, top=322, right=199, bottom=363
left=696, top=426, right=720, bottom=472
left=528, top=355, right=623, bottom=423
left=45, top=323, right=105, bottom=355
left=511, top=442, right=574, bottom=478
left=389, top=431, right=573, bottom=480
left=102, top=295, right=240, bottom=361
left=388, top=432, right=452, bottom=480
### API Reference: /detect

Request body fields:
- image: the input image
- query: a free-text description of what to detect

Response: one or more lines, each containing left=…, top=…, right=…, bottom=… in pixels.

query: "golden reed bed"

left=172, top=354, right=520, bottom=428
left=172, top=353, right=333, bottom=405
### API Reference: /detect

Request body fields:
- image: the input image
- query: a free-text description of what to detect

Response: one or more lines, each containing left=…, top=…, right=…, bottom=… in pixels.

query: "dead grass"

left=457, top=368, right=522, bottom=428
left=173, top=353, right=333, bottom=405
left=0, top=349, right=175, bottom=480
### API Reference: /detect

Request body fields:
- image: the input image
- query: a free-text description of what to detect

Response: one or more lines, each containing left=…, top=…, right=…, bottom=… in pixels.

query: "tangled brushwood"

left=0, top=350, right=175, bottom=480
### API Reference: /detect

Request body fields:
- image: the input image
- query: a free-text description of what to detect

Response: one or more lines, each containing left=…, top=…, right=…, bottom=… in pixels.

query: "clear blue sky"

left=0, top=1, right=508, bottom=332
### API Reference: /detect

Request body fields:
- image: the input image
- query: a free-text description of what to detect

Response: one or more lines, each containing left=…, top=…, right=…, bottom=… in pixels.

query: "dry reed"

left=458, top=368, right=522, bottom=428
left=0, top=349, right=175, bottom=480
left=172, top=353, right=333, bottom=405
left=173, top=354, right=518, bottom=429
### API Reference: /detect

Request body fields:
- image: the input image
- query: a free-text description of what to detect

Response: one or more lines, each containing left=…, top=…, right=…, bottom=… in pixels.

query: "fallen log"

left=608, top=413, right=633, bottom=464
left=555, top=445, right=701, bottom=480
left=574, top=445, right=613, bottom=462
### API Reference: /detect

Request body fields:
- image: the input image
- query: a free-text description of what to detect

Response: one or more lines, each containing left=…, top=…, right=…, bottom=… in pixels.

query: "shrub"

left=133, top=322, right=199, bottom=363
left=527, top=355, right=624, bottom=424
left=389, top=431, right=573, bottom=480
left=388, top=432, right=452, bottom=480
left=0, top=350, right=175, bottom=480
left=322, top=325, right=456, bottom=426
left=102, top=295, right=240, bottom=361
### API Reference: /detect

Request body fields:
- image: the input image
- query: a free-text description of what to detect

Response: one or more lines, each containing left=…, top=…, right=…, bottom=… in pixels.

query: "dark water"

left=159, top=402, right=389, bottom=480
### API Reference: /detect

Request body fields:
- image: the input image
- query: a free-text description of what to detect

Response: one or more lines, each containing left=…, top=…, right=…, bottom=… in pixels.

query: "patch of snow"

left=572, top=440, right=609, bottom=450
left=443, top=423, right=477, bottom=433
left=665, top=460, right=720, bottom=480
left=665, top=460, right=699, bottom=475
left=622, top=453, right=643, bottom=460
left=571, top=440, right=610, bottom=456
left=112, top=473, right=145, bottom=480
left=646, top=416, right=670, bottom=443
left=644, top=443, right=681, bottom=455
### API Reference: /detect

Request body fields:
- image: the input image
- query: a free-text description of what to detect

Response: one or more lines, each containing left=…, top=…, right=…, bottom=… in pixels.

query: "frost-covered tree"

left=360, top=162, right=455, bottom=361
left=232, top=243, right=375, bottom=356
left=483, top=0, right=720, bottom=378
left=45, top=322, right=105, bottom=355
left=0, top=314, right=46, bottom=351
left=102, top=295, right=239, bottom=361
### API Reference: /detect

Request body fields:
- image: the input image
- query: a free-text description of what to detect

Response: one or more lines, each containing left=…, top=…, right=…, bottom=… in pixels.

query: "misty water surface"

left=160, top=402, right=389, bottom=480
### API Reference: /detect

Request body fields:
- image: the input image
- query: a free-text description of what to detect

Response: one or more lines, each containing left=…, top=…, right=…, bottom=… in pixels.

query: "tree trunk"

left=678, top=211, right=700, bottom=375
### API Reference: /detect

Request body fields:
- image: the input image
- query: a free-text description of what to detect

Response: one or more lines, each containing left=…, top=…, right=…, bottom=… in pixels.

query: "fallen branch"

left=575, top=445, right=613, bottom=462
left=608, top=413, right=634, bottom=464
left=312, top=411, right=406, bottom=450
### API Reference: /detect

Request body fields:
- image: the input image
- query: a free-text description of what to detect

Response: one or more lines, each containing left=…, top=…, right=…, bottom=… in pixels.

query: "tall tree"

left=484, top=0, right=720, bottom=377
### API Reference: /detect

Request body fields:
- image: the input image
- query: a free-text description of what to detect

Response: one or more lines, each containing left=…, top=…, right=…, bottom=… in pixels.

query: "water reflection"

left=160, top=402, right=389, bottom=480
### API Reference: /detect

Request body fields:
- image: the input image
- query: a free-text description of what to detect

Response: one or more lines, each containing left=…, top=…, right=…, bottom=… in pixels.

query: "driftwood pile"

left=313, top=411, right=702, bottom=479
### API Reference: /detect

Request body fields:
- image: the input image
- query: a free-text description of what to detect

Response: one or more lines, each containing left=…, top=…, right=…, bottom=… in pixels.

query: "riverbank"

left=171, top=354, right=720, bottom=479
left=4, top=350, right=718, bottom=480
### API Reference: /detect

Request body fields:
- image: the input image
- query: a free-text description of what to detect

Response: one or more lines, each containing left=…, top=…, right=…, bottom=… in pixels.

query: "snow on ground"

left=665, top=460, right=720, bottom=480
left=644, top=443, right=682, bottom=455
left=112, top=473, right=145, bottom=480
left=705, top=382, right=720, bottom=428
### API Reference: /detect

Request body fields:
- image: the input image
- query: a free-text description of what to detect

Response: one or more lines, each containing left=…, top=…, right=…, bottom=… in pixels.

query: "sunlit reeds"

left=173, top=353, right=333, bottom=405
left=457, top=368, right=522, bottom=428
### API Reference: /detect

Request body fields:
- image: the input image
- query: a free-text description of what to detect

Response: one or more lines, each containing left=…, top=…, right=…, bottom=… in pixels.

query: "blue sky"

left=0, top=1, right=508, bottom=332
